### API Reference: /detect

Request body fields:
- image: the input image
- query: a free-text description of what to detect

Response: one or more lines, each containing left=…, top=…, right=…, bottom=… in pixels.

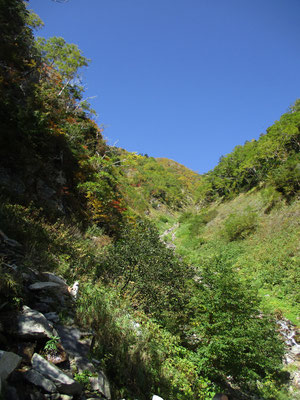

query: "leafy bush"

left=76, top=282, right=215, bottom=400
left=188, top=255, right=285, bottom=393
left=222, top=209, right=258, bottom=241
left=96, top=219, right=193, bottom=322
left=188, top=209, right=218, bottom=236
left=159, top=215, right=169, bottom=223
left=269, top=155, right=300, bottom=199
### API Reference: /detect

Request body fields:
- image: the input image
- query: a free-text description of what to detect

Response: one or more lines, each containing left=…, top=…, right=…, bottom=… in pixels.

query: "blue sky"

left=29, top=0, right=300, bottom=173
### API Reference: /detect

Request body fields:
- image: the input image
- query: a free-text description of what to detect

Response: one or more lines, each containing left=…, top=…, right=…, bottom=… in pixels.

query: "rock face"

left=42, top=272, right=67, bottom=286
left=90, top=371, right=111, bottom=399
left=0, top=350, right=22, bottom=380
left=32, top=353, right=82, bottom=395
left=24, top=369, right=57, bottom=393
left=16, top=306, right=56, bottom=339
left=29, top=282, right=62, bottom=291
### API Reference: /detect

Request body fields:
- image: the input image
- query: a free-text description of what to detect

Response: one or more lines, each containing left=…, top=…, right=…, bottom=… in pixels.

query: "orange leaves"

left=110, top=199, right=127, bottom=213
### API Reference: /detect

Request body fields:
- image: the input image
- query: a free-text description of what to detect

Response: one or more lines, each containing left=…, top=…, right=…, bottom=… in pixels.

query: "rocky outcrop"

left=0, top=264, right=114, bottom=400
left=16, top=306, right=57, bottom=339
left=277, top=319, right=300, bottom=392
left=24, top=369, right=57, bottom=393
left=89, top=371, right=111, bottom=399
left=32, top=353, right=82, bottom=395
left=0, top=350, right=22, bottom=380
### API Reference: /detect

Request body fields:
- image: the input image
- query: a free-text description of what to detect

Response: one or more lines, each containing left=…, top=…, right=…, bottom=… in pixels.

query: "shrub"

left=96, top=219, right=193, bottom=322
left=186, top=209, right=218, bottom=237
left=269, top=155, right=300, bottom=199
left=76, top=282, right=215, bottom=400
left=222, top=209, right=258, bottom=241
left=189, top=255, right=285, bottom=393
left=159, top=215, right=169, bottom=223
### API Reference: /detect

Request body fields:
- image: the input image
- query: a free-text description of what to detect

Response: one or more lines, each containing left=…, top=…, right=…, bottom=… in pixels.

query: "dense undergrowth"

left=0, top=1, right=299, bottom=399
left=173, top=190, right=300, bottom=325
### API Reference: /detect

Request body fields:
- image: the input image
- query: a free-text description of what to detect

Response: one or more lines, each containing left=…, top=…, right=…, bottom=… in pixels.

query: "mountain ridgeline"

left=0, top=2, right=299, bottom=400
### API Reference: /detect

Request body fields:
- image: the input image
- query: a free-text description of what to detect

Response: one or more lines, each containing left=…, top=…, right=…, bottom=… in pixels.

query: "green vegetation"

left=221, top=208, right=258, bottom=241
left=44, top=336, right=60, bottom=352
left=0, top=2, right=299, bottom=399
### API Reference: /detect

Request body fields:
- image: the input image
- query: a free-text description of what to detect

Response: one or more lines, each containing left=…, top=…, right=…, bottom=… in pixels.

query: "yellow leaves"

left=49, top=121, right=65, bottom=136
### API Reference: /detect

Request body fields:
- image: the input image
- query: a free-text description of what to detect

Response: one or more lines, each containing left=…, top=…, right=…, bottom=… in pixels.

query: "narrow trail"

left=159, top=222, right=179, bottom=250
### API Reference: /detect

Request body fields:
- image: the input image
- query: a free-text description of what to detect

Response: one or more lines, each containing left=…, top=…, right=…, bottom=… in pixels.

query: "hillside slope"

left=0, top=2, right=299, bottom=400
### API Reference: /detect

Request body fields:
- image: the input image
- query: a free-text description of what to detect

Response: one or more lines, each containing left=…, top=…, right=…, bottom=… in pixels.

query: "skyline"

left=29, top=0, right=300, bottom=173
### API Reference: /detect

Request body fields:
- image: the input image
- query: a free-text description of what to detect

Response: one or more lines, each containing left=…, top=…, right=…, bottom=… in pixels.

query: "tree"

left=37, top=36, right=90, bottom=96
left=187, top=255, right=284, bottom=391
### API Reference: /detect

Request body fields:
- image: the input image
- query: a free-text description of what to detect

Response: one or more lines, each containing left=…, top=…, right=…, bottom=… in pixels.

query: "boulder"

left=16, top=306, right=56, bottom=339
left=24, top=369, right=57, bottom=393
left=74, top=356, right=95, bottom=373
left=0, top=350, right=22, bottom=380
left=17, top=342, right=36, bottom=363
left=4, top=385, right=20, bottom=400
left=89, top=371, right=111, bottom=399
left=42, top=273, right=67, bottom=287
left=32, top=353, right=82, bottom=395
left=29, top=282, right=61, bottom=291
left=45, top=312, right=60, bottom=323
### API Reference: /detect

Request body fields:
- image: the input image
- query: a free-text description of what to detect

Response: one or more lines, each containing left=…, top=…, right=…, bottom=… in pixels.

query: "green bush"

left=159, top=215, right=169, bottom=223
left=269, top=155, right=300, bottom=199
left=96, top=219, right=193, bottom=322
left=222, top=209, right=258, bottom=241
left=76, top=282, right=215, bottom=400
left=189, top=255, right=285, bottom=393
left=188, top=209, right=218, bottom=236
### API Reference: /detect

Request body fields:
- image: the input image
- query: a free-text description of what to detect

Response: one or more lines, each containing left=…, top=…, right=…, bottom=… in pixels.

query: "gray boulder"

left=89, top=371, right=111, bottom=399
left=24, top=369, right=57, bottom=393
left=45, top=312, right=60, bottom=323
left=29, top=282, right=61, bottom=291
left=16, top=306, right=56, bottom=339
left=0, top=350, right=22, bottom=380
left=42, top=273, right=67, bottom=287
left=32, top=353, right=82, bottom=395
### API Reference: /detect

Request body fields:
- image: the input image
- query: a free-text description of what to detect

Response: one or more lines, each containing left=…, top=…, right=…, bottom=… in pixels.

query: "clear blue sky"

left=29, top=0, right=300, bottom=173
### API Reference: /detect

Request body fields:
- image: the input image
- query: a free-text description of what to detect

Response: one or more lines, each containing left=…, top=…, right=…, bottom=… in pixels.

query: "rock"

left=59, top=395, right=73, bottom=400
left=0, top=229, right=22, bottom=248
left=290, top=345, right=300, bottom=361
left=56, top=325, right=90, bottom=359
left=38, top=297, right=56, bottom=305
left=17, top=342, right=36, bottom=363
left=44, top=394, right=60, bottom=400
left=32, top=353, right=82, bottom=395
left=74, top=356, right=95, bottom=373
left=89, top=371, right=111, bottom=399
left=0, top=332, right=8, bottom=347
left=29, top=282, right=61, bottom=291
left=16, top=306, right=56, bottom=339
left=42, top=272, right=67, bottom=287
left=0, top=350, right=22, bottom=380
left=24, top=369, right=57, bottom=393
left=45, top=312, right=60, bottom=323
left=45, top=342, right=68, bottom=365
left=5, top=385, right=20, bottom=400
left=37, top=179, right=56, bottom=200
left=34, top=302, right=52, bottom=314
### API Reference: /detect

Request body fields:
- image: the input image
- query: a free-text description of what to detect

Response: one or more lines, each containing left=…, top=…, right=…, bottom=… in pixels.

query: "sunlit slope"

left=117, top=152, right=203, bottom=215
left=172, top=189, right=300, bottom=325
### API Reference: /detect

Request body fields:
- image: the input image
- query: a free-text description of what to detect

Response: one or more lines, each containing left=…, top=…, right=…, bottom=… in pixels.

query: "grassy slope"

left=168, top=189, right=300, bottom=326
